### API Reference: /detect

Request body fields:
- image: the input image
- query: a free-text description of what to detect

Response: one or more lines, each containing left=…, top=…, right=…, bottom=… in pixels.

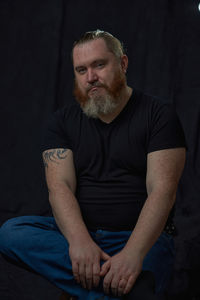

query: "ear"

left=120, top=54, right=128, bottom=74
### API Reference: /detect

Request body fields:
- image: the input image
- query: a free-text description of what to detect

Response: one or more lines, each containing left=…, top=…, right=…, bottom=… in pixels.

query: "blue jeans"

left=0, top=216, right=175, bottom=299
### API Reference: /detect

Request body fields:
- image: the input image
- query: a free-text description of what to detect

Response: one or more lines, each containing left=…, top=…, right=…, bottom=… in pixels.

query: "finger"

left=93, top=261, right=100, bottom=287
left=85, top=263, right=93, bottom=290
left=103, top=272, right=113, bottom=295
left=123, top=274, right=135, bottom=294
left=100, top=260, right=110, bottom=277
left=101, top=251, right=110, bottom=261
left=117, top=278, right=127, bottom=297
left=72, top=261, right=80, bottom=284
left=111, top=276, right=121, bottom=296
left=79, top=263, right=87, bottom=289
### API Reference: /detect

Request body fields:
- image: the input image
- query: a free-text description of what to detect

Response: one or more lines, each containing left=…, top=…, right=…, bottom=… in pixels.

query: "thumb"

left=100, top=259, right=110, bottom=277
left=100, top=250, right=110, bottom=261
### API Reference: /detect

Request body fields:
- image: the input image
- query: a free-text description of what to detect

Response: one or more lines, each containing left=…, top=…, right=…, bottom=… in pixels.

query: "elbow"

left=47, top=181, right=73, bottom=195
left=147, top=183, right=178, bottom=208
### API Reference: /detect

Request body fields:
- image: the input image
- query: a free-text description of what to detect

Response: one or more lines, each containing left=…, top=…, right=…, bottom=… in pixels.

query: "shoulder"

left=131, top=88, right=186, bottom=150
left=53, top=102, right=82, bottom=123
left=47, top=102, right=85, bottom=133
left=41, top=103, right=83, bottom=152
left=136, top=89, right=171, bottom=109
left=133, top=89, right=177, bottom=121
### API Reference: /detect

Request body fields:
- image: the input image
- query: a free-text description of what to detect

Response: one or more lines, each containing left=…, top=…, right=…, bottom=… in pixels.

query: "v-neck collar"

left=95, top=90, right=135, bottom=127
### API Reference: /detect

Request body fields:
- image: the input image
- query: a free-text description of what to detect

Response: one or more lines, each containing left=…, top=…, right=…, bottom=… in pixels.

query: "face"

left=72, top=38, right=128, bottom=118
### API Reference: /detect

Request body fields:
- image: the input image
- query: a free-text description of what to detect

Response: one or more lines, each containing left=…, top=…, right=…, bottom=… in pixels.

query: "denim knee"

left=0, top=217, right=22, bottom=253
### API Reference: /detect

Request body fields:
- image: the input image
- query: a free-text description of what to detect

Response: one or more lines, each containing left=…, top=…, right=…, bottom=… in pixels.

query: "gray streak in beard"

left=82, top=95, right=118, bottom=118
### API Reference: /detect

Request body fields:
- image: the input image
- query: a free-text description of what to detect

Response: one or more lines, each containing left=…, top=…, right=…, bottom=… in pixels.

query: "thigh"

left=0, top=219, right=122, bottom=300
left=0, top=215, right=62, bottom=252
left=0, top=216, right=84, bottom=296
left=0, top=216, right=71, bottom=276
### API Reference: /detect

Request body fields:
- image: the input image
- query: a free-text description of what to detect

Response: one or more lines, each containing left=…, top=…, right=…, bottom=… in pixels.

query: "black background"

left=0, top=0, right=200, bottom=299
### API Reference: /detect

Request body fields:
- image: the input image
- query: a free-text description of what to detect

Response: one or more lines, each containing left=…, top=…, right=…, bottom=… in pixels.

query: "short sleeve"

left=147, top=103, right=187, bottom=154
left=40, top=109, right=72, bottom=153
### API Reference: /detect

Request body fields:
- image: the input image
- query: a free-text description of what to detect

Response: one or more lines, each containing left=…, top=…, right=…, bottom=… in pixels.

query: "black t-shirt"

left=41, top=89, right=186, bottom=231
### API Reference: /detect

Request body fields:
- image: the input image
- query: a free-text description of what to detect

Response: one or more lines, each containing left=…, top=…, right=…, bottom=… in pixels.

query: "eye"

left=78, top=68, right=86, bottom=74
left=75, top=67, right=87, bottom=75
left=97, top=62, right=104, bottom=68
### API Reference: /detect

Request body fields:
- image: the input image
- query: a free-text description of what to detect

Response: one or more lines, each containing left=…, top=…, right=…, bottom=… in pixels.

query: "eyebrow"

left=75, top=59, right=108, bottom=71
left=91, top=59, right=107, bottom=66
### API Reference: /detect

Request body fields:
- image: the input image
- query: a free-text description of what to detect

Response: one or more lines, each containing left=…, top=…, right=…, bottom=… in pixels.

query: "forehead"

left=73, top=38, right=115, bottom=67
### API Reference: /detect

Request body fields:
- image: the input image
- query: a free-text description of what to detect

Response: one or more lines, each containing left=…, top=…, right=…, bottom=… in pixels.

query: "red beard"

left=73, top=69, right=126, bottom=107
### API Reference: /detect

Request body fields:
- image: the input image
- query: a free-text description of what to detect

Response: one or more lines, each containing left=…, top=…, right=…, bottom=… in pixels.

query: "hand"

left=100, top=247, right=143, bottom=297
left=69, top=239, right=110, bottom=290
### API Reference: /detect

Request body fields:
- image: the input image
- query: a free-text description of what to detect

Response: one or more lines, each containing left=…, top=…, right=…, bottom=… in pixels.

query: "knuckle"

left=71, top=258, right=76, bottom=264
left=80, top=274, right=84, bottom=280
left=111, top=285, right=117, bottom=290
left=126, top=283, right=132, bottom=291
left=86, top=276, right=92, bottom=280
left=119, top=283, right=124, bottom=288
left=86, top=257, right=91, bottom=264
left=95, top=264, right=100, bottom=272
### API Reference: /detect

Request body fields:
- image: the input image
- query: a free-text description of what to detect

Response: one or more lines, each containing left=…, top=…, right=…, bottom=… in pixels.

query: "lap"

left=89, top=229, right=174, bottom=293
left=0, top=216, right=174, bottom=296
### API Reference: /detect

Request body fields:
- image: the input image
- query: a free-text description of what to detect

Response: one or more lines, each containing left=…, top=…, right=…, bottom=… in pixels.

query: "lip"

left=90, top=87, right=99, bottom=92
left=88, top=87, right=100, bottom=95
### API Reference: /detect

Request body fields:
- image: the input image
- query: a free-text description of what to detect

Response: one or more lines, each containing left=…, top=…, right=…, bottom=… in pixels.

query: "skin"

left=42, top=38, right=186, bottom=297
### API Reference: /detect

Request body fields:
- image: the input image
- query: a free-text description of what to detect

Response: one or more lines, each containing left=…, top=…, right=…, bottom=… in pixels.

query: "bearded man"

left=0, top=30, right=186, bottom=300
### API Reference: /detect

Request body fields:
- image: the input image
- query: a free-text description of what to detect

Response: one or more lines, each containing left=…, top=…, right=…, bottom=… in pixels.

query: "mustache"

left=86, top=82, right=108, bottom=92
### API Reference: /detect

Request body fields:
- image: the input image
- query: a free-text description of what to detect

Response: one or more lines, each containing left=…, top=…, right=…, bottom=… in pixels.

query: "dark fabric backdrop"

left=0, top=0, right=200, bottom=299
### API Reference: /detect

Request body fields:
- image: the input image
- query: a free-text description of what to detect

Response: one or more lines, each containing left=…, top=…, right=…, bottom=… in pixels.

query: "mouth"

left=90, top=87, right=99, bottom=92
left=88, top=86, right=101, bottom=95
left=88, top=85, right=106, bottom=93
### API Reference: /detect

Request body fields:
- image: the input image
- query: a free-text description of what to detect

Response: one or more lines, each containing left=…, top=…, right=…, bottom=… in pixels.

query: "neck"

left=98, top=86, right=133, bottom=124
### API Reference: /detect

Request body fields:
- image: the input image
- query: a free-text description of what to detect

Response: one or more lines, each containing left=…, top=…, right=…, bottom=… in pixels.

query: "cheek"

left=97, top=73, right=110, bottom=86
left=102, top=74, right=115, bottom=87
left=102, top=68, right=117, bottom=83
left=76, top=78, right=86, bottom=90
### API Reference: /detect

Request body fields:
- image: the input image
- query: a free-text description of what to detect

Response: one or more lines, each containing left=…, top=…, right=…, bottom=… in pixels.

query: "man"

left=0, top=30, right=186, bottom=300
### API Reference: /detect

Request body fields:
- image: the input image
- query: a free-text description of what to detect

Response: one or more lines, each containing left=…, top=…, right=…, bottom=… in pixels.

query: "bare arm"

left=43, top=148, right=89, bottom=243
left=125, top=147, right=186, bottom=257
left=101, top=147, right=186, bottom=296
left=42, top=148, right=110, bottom=289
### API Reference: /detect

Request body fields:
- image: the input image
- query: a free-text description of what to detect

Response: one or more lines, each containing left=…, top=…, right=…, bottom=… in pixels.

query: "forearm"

left=124, top=190, right=176, bottom=259
left=125, top=148, right=185, bottom=258
left=48, top=183, right=91, bottom=244
left=49, top=183, right=110, bottom=289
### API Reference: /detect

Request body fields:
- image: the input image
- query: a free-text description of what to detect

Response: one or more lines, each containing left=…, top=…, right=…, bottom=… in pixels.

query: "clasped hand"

left=100, top=248, right=143, bottom=296
left=69, top=241, right=143, bottom=296
left=69, top=240, right=110, bottom=290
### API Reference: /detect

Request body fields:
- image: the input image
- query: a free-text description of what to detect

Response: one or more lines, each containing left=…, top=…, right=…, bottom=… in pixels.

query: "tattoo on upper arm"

left=42, top=149, right=68, bottom=168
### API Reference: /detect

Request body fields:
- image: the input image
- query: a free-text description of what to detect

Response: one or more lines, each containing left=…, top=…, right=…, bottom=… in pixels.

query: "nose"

left=87, top=68, right=98, bottom=84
